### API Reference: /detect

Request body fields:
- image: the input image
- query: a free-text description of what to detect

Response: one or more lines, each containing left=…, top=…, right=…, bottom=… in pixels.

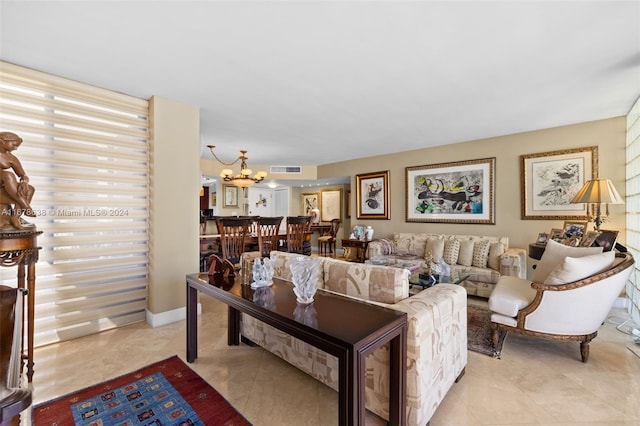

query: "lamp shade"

left=570, top=179, right=624, bottom=204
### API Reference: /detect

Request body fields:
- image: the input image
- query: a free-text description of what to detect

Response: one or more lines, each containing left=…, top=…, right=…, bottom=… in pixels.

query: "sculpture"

left=0, top=132, right=36, bottom=230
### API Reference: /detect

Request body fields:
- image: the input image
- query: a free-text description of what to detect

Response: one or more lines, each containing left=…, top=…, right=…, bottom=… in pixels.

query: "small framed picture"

left=580, top=231, right=602, bottom=247
left=549, top=228, right=564, bottom=242
left=564, top=236, right=581, bottom=247
left=562, top=221, right=588, bottom=239
left=536, top=233, right=548, bottom=245
left=592, top=229, right=619, bottom=252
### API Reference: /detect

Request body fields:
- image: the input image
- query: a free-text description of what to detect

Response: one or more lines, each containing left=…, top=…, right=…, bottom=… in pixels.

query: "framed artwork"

left=321, top=189, right=342, bottom=222
left=211, top=192, right=217, bottom=206
left=302, top=192, right=319, bottom=216
left=356, top=170, right=390, bottom=220
left=549, top=228, right=564, bottom=242
left=562, top=221, right=588, bottom=240
left=405, top=157, right=495, bottom=224
left=592, top=229, right=618, bottom=252
left=345, top=190, right=351, bottom=218
left=521, top=146, right=598, bottom=220
left=536, top=233, right=548, bottom=244
left=580, top=231, right=602, bottom=247
left=223, top=184, right=239, bottom=208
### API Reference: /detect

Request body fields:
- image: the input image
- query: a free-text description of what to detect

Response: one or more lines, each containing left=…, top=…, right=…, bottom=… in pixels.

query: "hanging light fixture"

left=207, top=145, right=267, bottom=188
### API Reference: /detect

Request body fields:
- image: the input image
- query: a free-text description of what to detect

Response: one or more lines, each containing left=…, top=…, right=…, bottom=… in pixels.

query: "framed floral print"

left=521, top=146, right=598, bottom=220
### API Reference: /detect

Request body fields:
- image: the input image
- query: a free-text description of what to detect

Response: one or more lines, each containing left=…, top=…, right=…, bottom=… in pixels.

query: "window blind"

left=626, top=97, right=640, bottom=328
left=0, top=61, right=149, bottom=347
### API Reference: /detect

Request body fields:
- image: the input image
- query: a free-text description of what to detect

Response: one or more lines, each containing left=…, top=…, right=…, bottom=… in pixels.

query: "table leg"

left=228, top=306, right=240, bottom=345
left=389, top=328, right=407, bottom=425
left=186, top=283, right=198, bottom=362
left=26, top=262, right=35, bottom=382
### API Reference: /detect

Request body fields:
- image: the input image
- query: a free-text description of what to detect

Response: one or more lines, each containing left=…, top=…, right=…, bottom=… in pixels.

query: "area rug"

left=468, top=304, right=506, bottom=358
left=32, top=355, right=251, bottom=426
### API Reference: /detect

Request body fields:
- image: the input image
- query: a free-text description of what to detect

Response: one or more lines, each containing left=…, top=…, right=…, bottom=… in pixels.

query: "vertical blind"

left=626, top=97, right=640, bottom=328
left=0, top=61, right=150, bottom=347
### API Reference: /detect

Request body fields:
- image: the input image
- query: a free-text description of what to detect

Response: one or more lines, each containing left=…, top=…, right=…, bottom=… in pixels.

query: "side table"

left=341, top=238, right=373, bottom=263
left=0, top=229, right=41, bottom=382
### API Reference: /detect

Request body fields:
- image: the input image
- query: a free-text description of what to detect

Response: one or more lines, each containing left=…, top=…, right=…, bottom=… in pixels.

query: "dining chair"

left=318, top=218, right=341, bottom=257
left=257, top=216, right=284, bottom=257
left=286, top=216, right=311, bottom=255
left=215, top=216, right=252, bottom=269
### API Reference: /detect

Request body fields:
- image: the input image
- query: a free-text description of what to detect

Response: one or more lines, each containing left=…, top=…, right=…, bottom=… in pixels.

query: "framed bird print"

left=356, top=171, right=390, bottom=219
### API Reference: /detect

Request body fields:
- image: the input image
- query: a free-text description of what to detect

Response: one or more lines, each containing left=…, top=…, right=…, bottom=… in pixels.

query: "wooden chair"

left=215, top=217, right=252, bottom=268
left=286, top=216, right=311, bottom=255
left=257, top=216, right=284, bottom=257
left=318, top=218, right=341, bottom=257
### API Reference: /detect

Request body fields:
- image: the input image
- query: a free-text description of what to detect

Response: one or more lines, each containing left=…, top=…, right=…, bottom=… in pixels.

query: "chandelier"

left=207, top=145, right=267, bottom=188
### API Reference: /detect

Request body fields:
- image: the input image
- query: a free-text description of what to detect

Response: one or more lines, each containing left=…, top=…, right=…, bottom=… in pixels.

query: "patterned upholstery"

left=240, top=253, right=467, bottom=425
left=368, top=233, right=527, bottom=298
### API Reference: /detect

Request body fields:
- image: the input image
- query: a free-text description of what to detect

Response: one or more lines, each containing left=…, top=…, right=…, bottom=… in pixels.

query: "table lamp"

left=570, top=178, right=624, bottom=231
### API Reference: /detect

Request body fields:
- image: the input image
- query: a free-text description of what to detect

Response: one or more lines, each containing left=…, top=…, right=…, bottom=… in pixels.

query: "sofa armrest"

left=500, top=247, right=527, bottom=279
left=366, top=238, right=396, bottom=258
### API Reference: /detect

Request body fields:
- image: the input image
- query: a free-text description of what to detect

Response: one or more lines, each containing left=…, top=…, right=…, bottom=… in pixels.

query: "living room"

left=1, top=1, right=640, bottom=425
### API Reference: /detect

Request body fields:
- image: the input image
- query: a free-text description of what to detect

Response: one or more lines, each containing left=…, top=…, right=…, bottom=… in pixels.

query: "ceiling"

left=1, top=1, right=639, bottom=173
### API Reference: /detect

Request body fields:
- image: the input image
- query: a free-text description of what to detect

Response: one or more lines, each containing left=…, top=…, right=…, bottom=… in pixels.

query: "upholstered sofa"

left=367, top=232, right=527, bottom=298
left=240, top=250, right=467, bottom=425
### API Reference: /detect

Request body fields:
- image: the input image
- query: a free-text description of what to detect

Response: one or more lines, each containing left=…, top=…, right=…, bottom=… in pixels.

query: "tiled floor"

left=23, top=294, right=640, bottom=425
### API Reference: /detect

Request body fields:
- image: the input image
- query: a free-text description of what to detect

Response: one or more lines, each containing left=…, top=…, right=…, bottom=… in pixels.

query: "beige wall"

left=319, top=117, right=627, bottom=251
left=148, top=96, right=200, bottom=314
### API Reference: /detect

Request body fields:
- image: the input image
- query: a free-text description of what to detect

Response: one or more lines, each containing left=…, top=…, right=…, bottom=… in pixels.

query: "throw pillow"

left=532, top=239, right=603, bottom=282
left=425, top=237, right=445, bottom=261
left=544, top=251, right=615, bottom=285
left=457, top=239, right=474, bottom=266
left=472, top=240, right=491, bottom=268
left=443, top=239, right=460, bottom=265
left=487, top=242, right=505, bottom=270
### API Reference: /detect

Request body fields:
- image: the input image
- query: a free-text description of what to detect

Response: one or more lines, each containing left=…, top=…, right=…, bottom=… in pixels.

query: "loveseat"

left=240, top=250, right=467, bottom=425
left=367, top=232, right=527, bottom=298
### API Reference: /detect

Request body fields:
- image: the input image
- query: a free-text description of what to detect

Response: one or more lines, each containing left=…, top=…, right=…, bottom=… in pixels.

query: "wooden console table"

left=186, top=272, right=407, bottom=425
left=341, top=238, right=373, bottom=263
left=0, top=230, right=41, bottom=382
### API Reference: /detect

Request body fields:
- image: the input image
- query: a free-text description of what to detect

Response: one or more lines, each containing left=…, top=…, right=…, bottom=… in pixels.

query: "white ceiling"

left=1, top=1, right=639, bottom=170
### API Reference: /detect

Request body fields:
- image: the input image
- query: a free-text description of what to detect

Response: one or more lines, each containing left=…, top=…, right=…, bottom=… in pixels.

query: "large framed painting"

left=406, top=157, right=495, bottom=224
left=521, top=146, right=598, bottom=220
left=321, top=189, right=342, bottom=222
left=356, top=170, right=390, bottom=220
left=223, top=184, right=239, bottom=208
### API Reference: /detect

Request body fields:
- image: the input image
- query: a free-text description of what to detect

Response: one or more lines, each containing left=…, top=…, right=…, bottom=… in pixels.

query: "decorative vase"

left=289, top=256, right=320, bottom=304
left=250, top=257, right=274, bottom=289
left=310, top=208, right=320, bottom=224
left=365, top=226, right=374, bottom=240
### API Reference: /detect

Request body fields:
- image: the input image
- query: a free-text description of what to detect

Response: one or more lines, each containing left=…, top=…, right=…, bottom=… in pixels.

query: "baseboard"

left=146, top=303, right=201, bottom=328
left=613, top=297, right=627, bottom=309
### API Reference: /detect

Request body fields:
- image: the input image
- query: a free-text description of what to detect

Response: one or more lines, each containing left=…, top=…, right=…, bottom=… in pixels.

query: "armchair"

left=489, top=242, right=634, bottom=362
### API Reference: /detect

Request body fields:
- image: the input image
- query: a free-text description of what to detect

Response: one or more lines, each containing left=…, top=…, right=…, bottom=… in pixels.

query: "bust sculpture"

left=0, top=132, right=36, bottom=230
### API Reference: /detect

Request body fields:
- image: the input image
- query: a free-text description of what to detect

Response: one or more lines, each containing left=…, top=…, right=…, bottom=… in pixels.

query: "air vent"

left=270, top=165, right=302, bottom=174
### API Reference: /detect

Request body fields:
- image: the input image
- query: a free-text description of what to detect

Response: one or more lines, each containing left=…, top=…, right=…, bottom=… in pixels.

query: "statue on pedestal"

left=0, top=132, right=36, bottom=231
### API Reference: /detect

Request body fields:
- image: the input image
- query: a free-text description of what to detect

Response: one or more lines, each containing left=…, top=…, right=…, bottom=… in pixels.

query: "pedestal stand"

left=0, top=230, right=41, bottom=383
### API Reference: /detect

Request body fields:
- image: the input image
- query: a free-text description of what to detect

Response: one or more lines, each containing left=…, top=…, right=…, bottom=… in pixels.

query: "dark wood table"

left=341, top=238, right=373, bottom=262
left=186, top=273, right=407, bottom=425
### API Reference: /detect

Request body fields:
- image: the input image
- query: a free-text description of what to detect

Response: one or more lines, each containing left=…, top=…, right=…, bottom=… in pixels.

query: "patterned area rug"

left=468, top=304, right=506, bottom=358
left=32, top=355, right=251, bottom=426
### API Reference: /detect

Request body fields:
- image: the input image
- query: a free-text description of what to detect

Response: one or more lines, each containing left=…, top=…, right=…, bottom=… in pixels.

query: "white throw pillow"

left=544, top=251, right=615, bottom=285
left=457, top=239, right=474, bottom=266
left=487, top=242, right=505, bottom=270
left=532, top=239, right=603, bottom=283
left=425, top=237, right=445, bottom=261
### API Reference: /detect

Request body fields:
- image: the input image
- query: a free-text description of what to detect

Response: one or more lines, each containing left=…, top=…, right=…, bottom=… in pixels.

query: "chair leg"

left=580, top=340, right=590, bottom=363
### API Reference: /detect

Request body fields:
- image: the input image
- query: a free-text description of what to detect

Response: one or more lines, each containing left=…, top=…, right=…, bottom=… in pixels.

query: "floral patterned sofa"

left=240, top=250, right=467, bottom=425
left=367, top=232, right=527, bottom=298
